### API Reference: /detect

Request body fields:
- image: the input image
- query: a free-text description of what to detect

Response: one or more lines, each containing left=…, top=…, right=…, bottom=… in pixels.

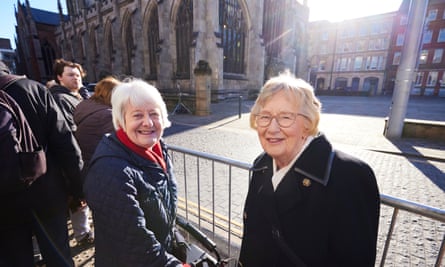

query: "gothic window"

left=263, top=0, right=284, bottom=59
left=125, top=17, right=134, bottom=75
left=41, top=40, right=56, bottom=76
left=105, top=22, right=114, bottom=69
left=90, top=30, right=97, bottom=62
left=147, top=5, right=160, bottom=79
left=220, top=0, right=246, bottom=74
left=175, top=0, right=193, bottom=79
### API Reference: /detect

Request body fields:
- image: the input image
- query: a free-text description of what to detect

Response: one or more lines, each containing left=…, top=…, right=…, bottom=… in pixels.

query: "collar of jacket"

left=251, top=133, right=335, bottom=186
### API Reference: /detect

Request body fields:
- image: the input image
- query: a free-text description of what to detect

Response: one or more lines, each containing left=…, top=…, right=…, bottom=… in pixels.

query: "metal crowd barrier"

left=167, top=145, right=445, bottom=266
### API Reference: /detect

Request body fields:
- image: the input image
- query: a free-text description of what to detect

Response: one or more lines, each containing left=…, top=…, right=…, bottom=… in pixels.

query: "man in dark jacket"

left=0, top=60, right=83, bottom=267
left=50, top=58, right=94, bottom=246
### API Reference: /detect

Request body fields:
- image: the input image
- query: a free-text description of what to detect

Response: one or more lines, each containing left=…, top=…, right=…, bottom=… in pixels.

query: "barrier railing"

left=167, top=144, right=445, bottom=266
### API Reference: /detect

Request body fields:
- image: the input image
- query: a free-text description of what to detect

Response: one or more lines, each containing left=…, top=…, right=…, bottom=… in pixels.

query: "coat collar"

left=251, top=133, right=335, bottom=186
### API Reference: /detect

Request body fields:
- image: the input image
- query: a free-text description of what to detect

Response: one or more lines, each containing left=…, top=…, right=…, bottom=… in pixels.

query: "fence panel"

left=168, top=145, right=445, bottom=266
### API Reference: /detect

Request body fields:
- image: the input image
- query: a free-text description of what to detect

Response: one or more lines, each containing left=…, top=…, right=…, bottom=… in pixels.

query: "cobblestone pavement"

left=69, top=95, right=445, bottom=266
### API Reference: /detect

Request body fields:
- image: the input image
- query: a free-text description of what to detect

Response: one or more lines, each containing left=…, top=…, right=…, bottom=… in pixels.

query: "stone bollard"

left=193, top=60, right=212, bottom=116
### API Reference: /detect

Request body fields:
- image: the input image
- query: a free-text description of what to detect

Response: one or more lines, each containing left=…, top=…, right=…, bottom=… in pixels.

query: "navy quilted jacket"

left=84, top=133, right=182, bottom=267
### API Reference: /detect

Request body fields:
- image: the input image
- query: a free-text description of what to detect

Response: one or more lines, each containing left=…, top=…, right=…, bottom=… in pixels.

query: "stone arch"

left=103, top=19, right=114, bottom=76
left=142, top=1, right=160, bottom=79
left=88, top=28, right=98, bottom=82
left=121, top=9, right=135, bottom=75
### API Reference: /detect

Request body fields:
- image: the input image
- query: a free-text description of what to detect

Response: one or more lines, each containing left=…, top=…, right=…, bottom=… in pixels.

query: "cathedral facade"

left=55, top=0, right=309, bottom=97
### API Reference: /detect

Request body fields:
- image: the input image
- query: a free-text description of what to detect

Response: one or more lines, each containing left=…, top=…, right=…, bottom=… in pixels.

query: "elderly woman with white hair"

left=238, top=71, right=380, bottom=267
left=84, top=79, right=189, bottom=267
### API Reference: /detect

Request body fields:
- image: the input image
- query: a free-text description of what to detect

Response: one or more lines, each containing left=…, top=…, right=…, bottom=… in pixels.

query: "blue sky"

left=1, top=0, right=402, bottom=50
left=0, top=0, right=67, bottom=49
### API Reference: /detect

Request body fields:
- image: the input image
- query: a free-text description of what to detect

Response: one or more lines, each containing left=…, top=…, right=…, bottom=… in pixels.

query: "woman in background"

left=74, top=76, right=120, bottom=168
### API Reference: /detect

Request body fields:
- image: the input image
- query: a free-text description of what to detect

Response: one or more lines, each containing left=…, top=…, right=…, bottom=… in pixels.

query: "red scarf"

left=116, top=128, right=167, bottom=171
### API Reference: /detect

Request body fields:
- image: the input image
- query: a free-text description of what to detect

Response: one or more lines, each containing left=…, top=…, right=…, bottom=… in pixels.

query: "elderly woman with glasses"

left=238, top=71, right=380, bottom=267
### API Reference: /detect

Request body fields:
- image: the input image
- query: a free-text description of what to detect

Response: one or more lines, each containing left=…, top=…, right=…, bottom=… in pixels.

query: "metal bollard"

left=238, top=95, right=243, bottom=119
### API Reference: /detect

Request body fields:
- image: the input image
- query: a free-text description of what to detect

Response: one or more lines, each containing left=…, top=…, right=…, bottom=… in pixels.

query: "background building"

left=55, top=0, right=309, bottom=99
left=15, top=1, right=63, bottom=83
left=308, top=13, right=397, bottom=96
left=0, top=38, right=16, bottom=73
left=309, top=0, right=445, bottom=97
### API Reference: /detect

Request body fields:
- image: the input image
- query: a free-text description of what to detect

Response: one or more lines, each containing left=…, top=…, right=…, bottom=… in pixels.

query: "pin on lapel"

left=302, top=178, right=311, bottom=187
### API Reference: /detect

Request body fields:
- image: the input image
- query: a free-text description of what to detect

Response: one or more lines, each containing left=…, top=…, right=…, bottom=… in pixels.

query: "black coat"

left=50, top=85, right=83, bottom=132
left=239, top=134, right=380, bottom=267
left=2, top=75, right=83, bottom=224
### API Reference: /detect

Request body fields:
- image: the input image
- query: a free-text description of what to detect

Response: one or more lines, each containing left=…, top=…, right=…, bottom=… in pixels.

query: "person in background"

left=0, top=60, right=83, bottom=267
left=50, top=58, right=94, bottom=246
left=238, top=71, right=380, bottom=267
left=84, top=79, right=189, bottom=267
left=74, top=76, right=120, bottom=171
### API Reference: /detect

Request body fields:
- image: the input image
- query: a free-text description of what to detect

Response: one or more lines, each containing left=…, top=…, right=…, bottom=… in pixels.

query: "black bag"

left=171, top=227, right=189, bottom=263
left=0, top=75, right=46, bottom=188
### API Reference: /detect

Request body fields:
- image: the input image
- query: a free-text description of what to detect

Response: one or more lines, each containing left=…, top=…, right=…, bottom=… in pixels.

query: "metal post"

left=238, top=95, right=243, bottom=119
left=385, top=0, right=429, bottom=139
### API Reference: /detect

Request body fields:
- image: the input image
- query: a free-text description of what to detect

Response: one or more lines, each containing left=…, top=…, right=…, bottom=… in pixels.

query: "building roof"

left=31, top=7, right=61, bottom=25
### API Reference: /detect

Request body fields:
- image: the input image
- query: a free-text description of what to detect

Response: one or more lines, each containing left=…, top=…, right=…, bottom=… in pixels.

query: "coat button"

left=302, top=178, right=311, bottom=187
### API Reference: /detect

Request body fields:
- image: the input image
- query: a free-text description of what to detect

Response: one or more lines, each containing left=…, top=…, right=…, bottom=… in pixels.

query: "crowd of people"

left=0, top=59, right=380, bottom=267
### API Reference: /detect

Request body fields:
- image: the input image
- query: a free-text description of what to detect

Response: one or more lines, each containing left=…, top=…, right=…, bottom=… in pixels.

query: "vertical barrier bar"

left=238, top=95, right=243, bottom=118
left=380, top=208, right=399, bottom=267
left=435, top=234, right=445, bottom=267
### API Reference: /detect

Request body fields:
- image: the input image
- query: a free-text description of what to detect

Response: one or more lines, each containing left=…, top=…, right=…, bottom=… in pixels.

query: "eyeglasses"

left=255, top=112, right=306, bottom=128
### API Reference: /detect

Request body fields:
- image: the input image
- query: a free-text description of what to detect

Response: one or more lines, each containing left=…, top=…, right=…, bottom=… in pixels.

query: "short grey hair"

left=250, top=70, right=321, bottom=136
left=111, top=79, right=171, bottom=130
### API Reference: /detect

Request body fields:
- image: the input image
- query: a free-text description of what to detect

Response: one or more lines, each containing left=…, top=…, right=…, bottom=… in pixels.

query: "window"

left=124, top=17, right=134, bottom=75
left=433, top=49, right=443, bottom=63
left=319, top=60, right=326, bottom=71
left=356, top=40, right=366, bottom=51
left=175, top=0, right=193, bottom=78
left=396, top=33, right=405, bottom=46
left=319, top=44, right=327, bottom=54
left=400, top=15, right=408, bottom=25
left=370, top=23, right=379, bottom=35
left=359, top=26, right=368, bottom=36
left=438, top=28, right=445, bottom=42
left=393, top=52, right=401, bottom=65
left=427, top=9, right=438, bottom=21
left=147, top=5, right=160, bottom=78
left=340, top=58, right=348, bottom=71
left=222, top=0, right=246, bottom=74
left=419, top=50, right=428, bottom=64
left=415, top=72, right=424, bottom=86
left=321, top=31, right=329, bottom=41
left=263, top=0, right=284, bottom=58
left=441, top=72, right=445, bottom=86
left=368, top=39, right=376, bottom=50
left=354, top=57, right=363, bottom=70
left=423, top=30, right=432, bottom=44
left=427, top=71, right=438, bottom=86
left=342, top=42, right=352, bottom=52
left=367, top=56, right=378, bottom=70
left=366, top=56, right=384, bottom=70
